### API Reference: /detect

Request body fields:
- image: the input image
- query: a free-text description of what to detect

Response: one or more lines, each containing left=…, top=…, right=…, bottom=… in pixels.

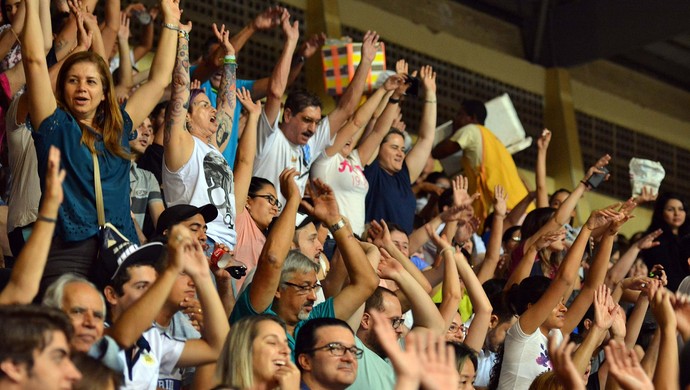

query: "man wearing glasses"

left=295, top=318, right=361, bottom=390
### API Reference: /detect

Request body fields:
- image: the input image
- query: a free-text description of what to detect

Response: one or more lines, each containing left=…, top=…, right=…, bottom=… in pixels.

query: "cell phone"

left=586, top=166, right=609, bottom=190
left=404, top=76, right=420, bottom=97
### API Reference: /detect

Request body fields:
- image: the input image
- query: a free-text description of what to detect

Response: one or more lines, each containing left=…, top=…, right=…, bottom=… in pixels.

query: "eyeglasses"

left=448, top=322, right=466, bottom=335
left=283, top=281, right=322, bottom=296
left=251, top=193, right=282, bottom=210
left=306, top=343, right=364, bottom=359
left=390, top=317, right=405, bottom=329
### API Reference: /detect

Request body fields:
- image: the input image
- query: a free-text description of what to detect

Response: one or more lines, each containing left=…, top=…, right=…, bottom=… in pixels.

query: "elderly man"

left=295, top=318, right=360, bottom=390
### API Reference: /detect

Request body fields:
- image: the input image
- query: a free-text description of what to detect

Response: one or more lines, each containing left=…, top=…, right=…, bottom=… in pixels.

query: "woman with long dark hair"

left=641, top=192, right=690, bottom=290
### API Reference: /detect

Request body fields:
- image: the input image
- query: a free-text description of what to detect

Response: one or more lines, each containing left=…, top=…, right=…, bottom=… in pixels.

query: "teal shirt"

left=347, top=337, right=396, bottom=389
left=230, top=282, right=336, bottom=358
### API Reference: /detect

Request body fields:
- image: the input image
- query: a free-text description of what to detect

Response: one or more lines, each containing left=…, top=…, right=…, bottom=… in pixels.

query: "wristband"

left=388, top=97, right=400, bottom=104
left=224, top=55, right=236, bottom=64
left=292, top=55, right=306, bottom=66
left=37, top=214, right=57, bottom=223
left=162, top=22, right=179, bottom=32
left=178, top=30, right=189, bottom=41
left=425, top=99, right=437, bottom=103
left=328, top=218, right=347, bottom=234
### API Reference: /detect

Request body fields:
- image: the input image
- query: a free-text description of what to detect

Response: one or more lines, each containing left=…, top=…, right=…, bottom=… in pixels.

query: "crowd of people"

left=0, top=0, right=689, bottom=389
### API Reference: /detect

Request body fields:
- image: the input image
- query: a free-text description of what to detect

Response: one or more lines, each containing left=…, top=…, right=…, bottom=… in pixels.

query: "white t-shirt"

left=6, top=94, right=41, bottom=231
left=497, top=321, right=563, bottom=390
left=310, top=150, right=368, bottom=236
left=163, top=136, right=236, bottom=247
left=475, top=349, right=497, bottom=388
left=252, top=109, right=333, bottom=206
left=118, top=327, right=185, bottom=390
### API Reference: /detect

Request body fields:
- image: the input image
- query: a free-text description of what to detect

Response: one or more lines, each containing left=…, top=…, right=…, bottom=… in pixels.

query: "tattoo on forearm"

left=215, top=62, right=237, bottom=147
left=164, top=36, right=191, bottom=143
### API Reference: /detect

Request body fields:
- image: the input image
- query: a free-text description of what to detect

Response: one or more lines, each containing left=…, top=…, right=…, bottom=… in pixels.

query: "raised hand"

left=75, top=12, right=93, bottom=50
left=439, top=204, right=474, bottom=224
left=280, top=9, right=299, bottom=43
left=455, top=216, right=480, bottom=245
left=532, top=229, right=565, bottom=251
left=44, top=146, right=66, bottom=209
left=452, top=175, right=480, bottom=208
left=673, top=292, right=690, bottom=341
left=583, top=154, right=611, bottom=185
left=649, top=264, right=667, bottom=287
left=252, top=6, right=284, bottom=31
left=634, top=186, right=657, bottom=205
left=368, top=219, right=393, bottom=248
left=650, top=285, right=676, bottom=330
left=212, top=23, right=235, bottom=55
left=278, top=168, right=300, bottom=203
left=190, top=79, right=201, bottom=90
left=605, top=340, right=654, bottom=390
left=425, top=224, right=452, bottom=252
left=237, top=87, right=261, bottom=115
left=118, top=13, right=131, bottom=42
left=537, top=129, right=551, bottom=151
left=382, top=74, right=404, bottom=92
left=418, top=331, right=459, bottom=390
left=299, top=33, right=326, bottom=59
left=547, top=333, right=584, bottom=390
left=301, top=179, right=341, bottom=226
left=377, top=248, right=404, bottom=280
left=167, top=224, right=196, bottom=272
left=493, top=184, right=507, bottom=217
left=585, top=207, right=623, bottom=230
left=395, top=59, right=408, bottom=76
left=593, top=284, right=617, bottom=330
left=160, top=0, right=183, bottom=25
left=361, top=30, right=380, bottom=63
left=419, top=65, right=436, bottom=93
left=635, top=229, right=662, bottom=250
left=370, top=310, right=422, bottom=386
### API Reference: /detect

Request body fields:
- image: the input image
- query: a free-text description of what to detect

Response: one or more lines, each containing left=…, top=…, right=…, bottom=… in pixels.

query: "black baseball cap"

left=155, top=204, right=218, bottom=236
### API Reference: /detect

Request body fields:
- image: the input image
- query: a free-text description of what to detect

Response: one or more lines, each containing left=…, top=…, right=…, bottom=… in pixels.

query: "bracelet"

left=224, top=55, right=236, bottom=64
left=425, top=99, right=437, bottom=103
left=580, top=179, right=592, bottom=189
left=439, top=246, right=456, bottom=257
left=292, top=55, right=306, bottom=66
left=178, top=30, right=190, bottom=41
left=162, top=22, right=179, bottom=32
left=37, top=214, right=57, bottom=223
left=388, top=97, right=400, bottom=104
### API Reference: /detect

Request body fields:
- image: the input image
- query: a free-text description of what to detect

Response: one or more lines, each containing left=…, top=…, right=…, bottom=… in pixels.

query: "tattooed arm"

left=162, top=20, right=194, bottom=172
left=211, top=23, right=236, bottom=151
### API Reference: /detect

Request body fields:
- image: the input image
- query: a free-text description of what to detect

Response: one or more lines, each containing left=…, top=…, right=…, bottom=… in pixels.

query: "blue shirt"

left=364, top=160, right=416, bottom=234
left=230, top=282, right=336, bottom=358
left=189, top=65, right=255, bottom=169
left=29, top=107, right=137, bottom=242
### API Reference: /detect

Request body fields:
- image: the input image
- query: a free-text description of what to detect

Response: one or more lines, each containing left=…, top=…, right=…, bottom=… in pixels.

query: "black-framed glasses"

left=251, top=193, right=282, bottom=210
left=305, top=343, right=364, bottom=359
left=283, top=281, right=321, bottom=296
left=391, top=317, right=405, bottom=329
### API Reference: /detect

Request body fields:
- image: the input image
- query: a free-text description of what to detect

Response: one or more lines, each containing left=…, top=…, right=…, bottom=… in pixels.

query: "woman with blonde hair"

left=214, top=314, right=300, bottom=390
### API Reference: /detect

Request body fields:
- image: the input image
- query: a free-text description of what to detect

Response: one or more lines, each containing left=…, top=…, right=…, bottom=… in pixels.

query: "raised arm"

left=523, top=154, right=611, bottom=250
left=519, top=208, right=617, bottom=334
left=405, top=65, right=437, bottom=183
left=21, top=0, right=56, bottom=128
left=326, top=31, right=379, bottom=134
left=211, top=23, right=237, bottom=150
left=0, top=147, right=64, bottom=304
left=114, top=13, right=134, bottom=94
left=263, top=9, right=298, bottom=125
left=125, top=0, right=180, bottom=128
left=98, top=0, right=120, bottom=61
left=324, top=75, right=402, bottom=157
left=564, top=210, right=624, bottom=334
left=162, top=16, right=194, bottom=172
left=431, top=230, right=462, bottom=334
left=132, top=5, right=156, bottom=62
left=650, top=287, right=679, bottom=390
left=105, top=225, right=189, bottom=348
left=302, top=180, right=380, bottom=320
left=378, top=249, right=445, bottom=335
left=572, top=285, right=616, bottom=374
left=477, top=185, right=507, bottom=284
left=356, top=92, right=400, bottom=165
left=176, top=236, right=230, bottom=367
left=233, top=88, right=261, bottom=212
left=535, top=129, right=551, bottom=208
left=248, top=169, right=301, bottom=312
left=605, top=229, right=661, bottom=289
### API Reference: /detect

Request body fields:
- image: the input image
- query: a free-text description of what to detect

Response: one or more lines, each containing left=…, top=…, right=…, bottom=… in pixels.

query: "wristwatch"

left=328, top=218, right=347, bottom=234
